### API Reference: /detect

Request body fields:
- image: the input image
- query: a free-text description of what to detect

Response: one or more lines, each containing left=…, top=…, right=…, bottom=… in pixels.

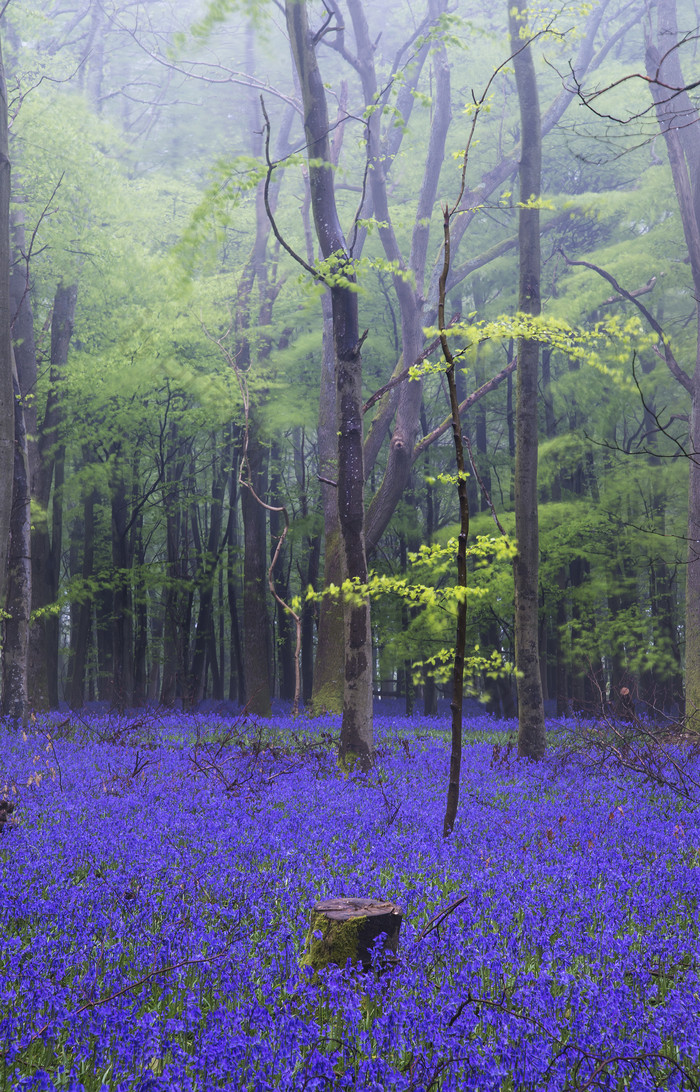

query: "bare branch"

left=566, top=31, right=700, bottom=125
left=260, top=97, right=324, bottom=285
left=464, top=434, right=510, bottom=540
left=413, top=356, right=517, bottom=460
left=362, top=333, right=445, bottom=413
left=11, top=173, right=65, bottom=330
left=559, top=249, right=693, bottom=394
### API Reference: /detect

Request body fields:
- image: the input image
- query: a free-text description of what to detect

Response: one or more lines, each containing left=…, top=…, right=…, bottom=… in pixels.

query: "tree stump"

left=0, top=800, right=16, bottom=833
left=302, top=897, right=402, bottom=973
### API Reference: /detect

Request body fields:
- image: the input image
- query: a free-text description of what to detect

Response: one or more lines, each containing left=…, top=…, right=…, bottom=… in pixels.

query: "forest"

left=1, top=1, right=700, bottom=1089
left=0, top=0, right=698, bottom=734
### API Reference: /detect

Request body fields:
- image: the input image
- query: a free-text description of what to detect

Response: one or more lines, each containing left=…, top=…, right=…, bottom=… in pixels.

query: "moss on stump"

left=302, top=897, right=402, bottom=973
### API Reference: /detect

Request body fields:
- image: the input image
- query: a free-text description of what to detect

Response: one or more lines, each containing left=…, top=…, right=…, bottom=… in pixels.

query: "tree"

left=510, top=0, right=546, bottom=758
left=285, top=0, right=373, bottom=768
left=437, top=206, right=469, bottom=836
left=2, top=350, right=30, bottom=721
left=27, top=282, right=77, bottom=708
left=0, top=33, right=14, bottom=619
left=9, top=0, right=692, bottom=721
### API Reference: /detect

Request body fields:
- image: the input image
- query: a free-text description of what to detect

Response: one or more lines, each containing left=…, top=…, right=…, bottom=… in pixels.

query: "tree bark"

left=269, top=441, right=295, bottom=701
left=293, top=428, right=321, bottom=706
left=241, top=413, right=271, bottom=715
left=67, top=483, right=95, bottom=708
left=438, top=208, right=469, bottom=838
left=189, top=448, right=227, bottom=706
left=286, top=0, right=373, bottom=767
left=132, top=508, right=148, bottom=707
left=160, top=435, right=189, bottom=706
left=311, top=295, right=345, bottom=713
left=0, top=37, right=14, bottom=623
left=2, top=358, right=30, bottom=721
left=111, top=471, right=134, bottom=711
left=510, top=1, right=546, bottom=759
left=25, top=283, right=76, bottom=708
left=226, top=457, right=245, bottom=705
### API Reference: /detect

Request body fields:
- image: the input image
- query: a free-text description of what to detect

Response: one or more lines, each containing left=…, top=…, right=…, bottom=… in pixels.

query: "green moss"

left=336, top=749, right=363, bottom=776
left=308, top=679, right=343, bottom=716
left=301, top=910, right=366, bottom=972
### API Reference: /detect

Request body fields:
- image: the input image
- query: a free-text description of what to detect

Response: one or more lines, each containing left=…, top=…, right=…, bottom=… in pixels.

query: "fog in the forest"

left=2, top=0, right=699, bottom=725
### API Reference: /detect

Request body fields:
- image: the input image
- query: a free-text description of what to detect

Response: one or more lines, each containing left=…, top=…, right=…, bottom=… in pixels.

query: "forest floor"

left=0, top=710, right=699, bottom=1091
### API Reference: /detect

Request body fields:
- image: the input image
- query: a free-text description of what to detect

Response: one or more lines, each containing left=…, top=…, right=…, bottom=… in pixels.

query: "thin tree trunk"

left=270, top=442, right=295, bottom=701
left=27, top=283, right=76, bottom=708
left=286, top=0, right=373, bottom=766
left=132, top=509, right=148, bottom=707
left=241, top=413, right=271, bottom=715
left=2, top=359, right=30, bottom=721
left=189, top=450, right=227, bottom=705
left=160, top=440, right=187, bottom=706
left=227, top=462, right=245, bottom=704
left=311, top=295, right=345, bottom=713
left=438, top=208, right=469, bottom=838
left=511, top=1, right=546, bottom=759
left=111, top=473, right=134, bottom=712
left=0, top=38, right=14, bottom=614
left=67, top=484, right=95, bottom=709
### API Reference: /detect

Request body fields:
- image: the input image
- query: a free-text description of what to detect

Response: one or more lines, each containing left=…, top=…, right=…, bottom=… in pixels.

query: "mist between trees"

left=0, top=0, right=698, bottom=753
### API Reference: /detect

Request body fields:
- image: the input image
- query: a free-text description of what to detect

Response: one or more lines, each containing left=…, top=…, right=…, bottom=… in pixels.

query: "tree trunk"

left=111, top=473, right=134, bottom=711
left=95, top=533, right=114, bottom=704
left=0, top=37, right=15, bottom=625
left=358, top=0, right=451, bottom=555
left=27, top=283, right=76, bottom=708
left=189, top=449, right=227, bottom=706
left=270, top=442, right=295, bottom=701
left=67, top=484, right=95, bottom=709
left=510, top=1, right=546, bottom=759
left=132, top=509, right=148, bottom=707
left=2, top=359, right=30, bottom=721
left=301, top=531, right=320, bottom=707
left=241, top=413, right=271, bottom=715
left=160, top=440, right=188, bottom=706
left=311, top=295, right=345, bottom=714
left=286, top=0, right=373, bottom=767
left=438, top=207, right=469, bottom=839
left=227, top=462, right=245, bottom=705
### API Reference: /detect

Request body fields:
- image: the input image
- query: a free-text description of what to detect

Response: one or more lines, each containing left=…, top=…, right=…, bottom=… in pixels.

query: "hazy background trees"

left=1, top=0, right=696, bottom=728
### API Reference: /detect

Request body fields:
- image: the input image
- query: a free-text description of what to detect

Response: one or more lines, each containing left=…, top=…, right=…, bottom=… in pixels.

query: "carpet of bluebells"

left=1, top=708, right=699, bottom=1091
